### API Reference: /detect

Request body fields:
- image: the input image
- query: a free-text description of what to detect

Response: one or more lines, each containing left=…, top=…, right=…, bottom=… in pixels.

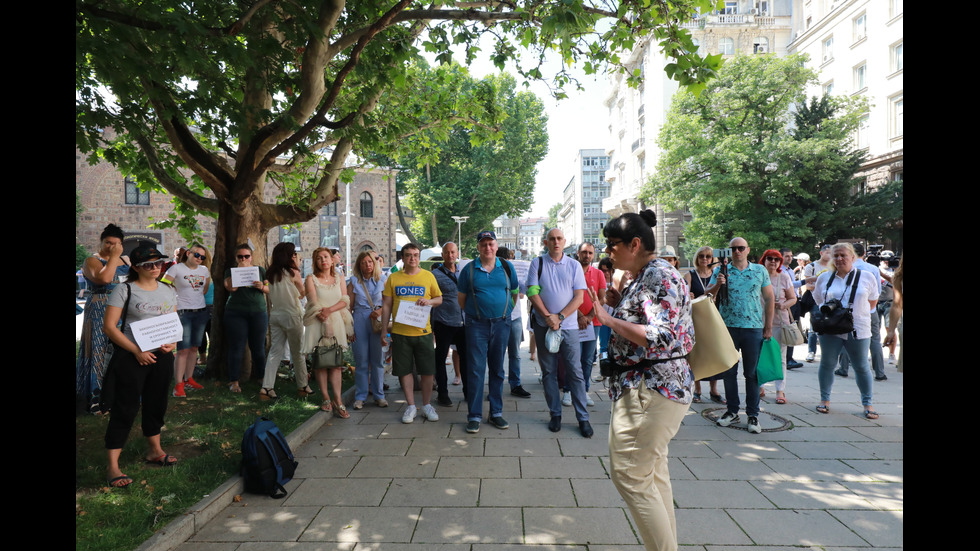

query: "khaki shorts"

left=391, top=333, right=436, bottom=377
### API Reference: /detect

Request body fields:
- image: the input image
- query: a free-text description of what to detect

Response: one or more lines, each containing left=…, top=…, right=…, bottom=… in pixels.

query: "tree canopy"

left=398, top=72, right=548, bottom=250
left=643, top=54, right=897, bottom=255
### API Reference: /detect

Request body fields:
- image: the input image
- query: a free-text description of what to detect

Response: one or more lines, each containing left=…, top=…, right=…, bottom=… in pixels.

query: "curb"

left=135, top=384, right=355, bottom=551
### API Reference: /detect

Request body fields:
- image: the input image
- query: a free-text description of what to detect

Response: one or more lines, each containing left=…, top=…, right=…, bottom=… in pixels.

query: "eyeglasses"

left=191, top=252, right=206, bottom=260
left=605, top=239, right=623, bottom=249
left=136, top=259, right=166, bottom=269
left=697, top=254, right=712, bottom=259
left=237, top=254, right=251, bottom=260
left=732, top=246, right=747, bottom=252
left=764, top=257, right=781, bottom=262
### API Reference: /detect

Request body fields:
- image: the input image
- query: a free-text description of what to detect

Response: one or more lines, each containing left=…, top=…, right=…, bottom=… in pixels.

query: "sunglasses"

left=237, top=254, right=251, bottom=260
left=605, top=239, right=624, bottom=249
left=136, top=259, right=166, bottom=269
left=191, top=252, right=206, bottom=260
left=732, top=246, right=747, bottom=252
left=764, top=256, right=781, bottom=262
left=697, top=254, right=712, bottom=259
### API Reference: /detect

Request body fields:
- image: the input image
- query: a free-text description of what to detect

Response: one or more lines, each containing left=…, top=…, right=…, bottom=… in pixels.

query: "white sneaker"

left=401, top=405, right=417, bottom=424
left=421, top=404, right=439, bottom=422
left=805, top=352, right=815, bottom=362
left=562, top=392, right=572, bottom=407
left=353, top=400, right=364, bottom=410
left=888, top=354, right=896, bottom=364
left=586, top=395, right=595, bottom=407
left=747, top=416, right=762, bottom=434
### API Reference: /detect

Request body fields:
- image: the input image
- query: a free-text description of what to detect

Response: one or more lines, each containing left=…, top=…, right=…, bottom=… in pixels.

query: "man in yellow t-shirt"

left=382, top=243, right=442, bottom=424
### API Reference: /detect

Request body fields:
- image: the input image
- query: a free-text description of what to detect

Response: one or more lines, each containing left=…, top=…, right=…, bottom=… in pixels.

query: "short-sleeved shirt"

left=458, top=258, right=518, bottom=320
left=383, top=269, right=442, bottom=337
left=224, top=266, right=267, bottom=312
left=108, top=282, right=179, bottom=346
left=430, top=263, right=464, bottom=327
left=709, top=263, right=770, bottom=329
left=526, top=254, right=588, bottom=331
left=164, top=262, right=210, bottom=310
left=813, top=268, right=878, bottom=340
left=578, top=265, right=605, bottom=326
left=853, top=259, right=882, bottom=314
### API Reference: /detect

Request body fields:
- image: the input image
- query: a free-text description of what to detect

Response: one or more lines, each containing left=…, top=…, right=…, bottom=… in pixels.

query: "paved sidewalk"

left=172, top=342, right=903, bottom=550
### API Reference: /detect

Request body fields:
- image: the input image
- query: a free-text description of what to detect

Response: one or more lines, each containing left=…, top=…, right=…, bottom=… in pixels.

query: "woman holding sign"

left=223, top=244, right=269, bottom=393
left=302, top=247, right=354, bottom=417
left=102, top=244, right=180, bottom=488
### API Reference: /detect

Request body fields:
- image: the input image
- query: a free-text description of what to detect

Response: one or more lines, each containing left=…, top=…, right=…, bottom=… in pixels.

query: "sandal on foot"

left=320, top=400, right=332, bottom=413
left=334, top=404, right=350, bottom=419
left=692, top=392, right=702, bottom=403
left=816, top=404, right=830, bottom=414
left=145, top=454, right=178, bottom=467
left=259, top=388, right=278, bottom=401
left=710, top=393, right=726, bottom=404
left=759, top=388, right=766, bottom=397
left=228, top=383, right=242, bottom=393
left=107, top=475, right=133, bottom=488
left=297, top=386, right=314, bottom=397
left=776, top=392, right=786, bottom=404
left=864, top=410, right=880, bottom=420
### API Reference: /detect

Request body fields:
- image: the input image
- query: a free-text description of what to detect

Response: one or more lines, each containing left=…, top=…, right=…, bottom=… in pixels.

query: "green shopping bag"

left=756, top=338, right=784, bottom=385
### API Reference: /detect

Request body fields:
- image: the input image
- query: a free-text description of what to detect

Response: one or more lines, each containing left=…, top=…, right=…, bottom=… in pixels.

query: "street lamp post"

left=451, top=215, right=469, bottom=247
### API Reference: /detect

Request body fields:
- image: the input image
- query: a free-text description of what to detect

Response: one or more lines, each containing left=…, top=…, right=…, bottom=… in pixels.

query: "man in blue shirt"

left=431, top=242, right=467, bottom=407
left=708, top=237, right=775, bottom=434
left=526, top=228, right=593, bottom=438
left=458, top=231, right=519, bottom=433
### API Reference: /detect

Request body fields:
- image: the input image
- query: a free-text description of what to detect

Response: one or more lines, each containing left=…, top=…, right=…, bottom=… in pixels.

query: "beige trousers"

left=609, top=385, right=690, bottom=551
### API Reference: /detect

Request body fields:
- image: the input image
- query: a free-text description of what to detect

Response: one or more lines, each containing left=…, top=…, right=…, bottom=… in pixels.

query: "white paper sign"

left=231, top=266, right=261, bottom=288
left=130, top=312, right=183, bottom=352
left=577, top=325, right=597, bottom=342
left=394, top=299, right=432, bottom=329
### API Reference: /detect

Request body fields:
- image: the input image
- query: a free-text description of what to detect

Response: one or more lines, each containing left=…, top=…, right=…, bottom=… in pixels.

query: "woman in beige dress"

left=302, top=247, right=354, bottom=417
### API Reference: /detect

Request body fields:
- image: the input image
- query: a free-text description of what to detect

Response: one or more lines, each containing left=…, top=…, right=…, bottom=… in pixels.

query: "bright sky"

left=434, top=37, right=612, bottom=218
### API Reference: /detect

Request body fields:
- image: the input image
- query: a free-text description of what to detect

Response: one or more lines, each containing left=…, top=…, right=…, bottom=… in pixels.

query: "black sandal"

left=259, top=388, right=278, bottom=401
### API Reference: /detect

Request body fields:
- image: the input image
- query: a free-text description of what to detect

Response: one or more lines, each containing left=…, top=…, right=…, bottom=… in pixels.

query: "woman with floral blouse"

left=589, top=209, right=694, bottom=551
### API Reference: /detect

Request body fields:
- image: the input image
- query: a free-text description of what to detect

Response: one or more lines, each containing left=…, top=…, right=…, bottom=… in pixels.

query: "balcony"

left=681, top=13, right=785, bottom=28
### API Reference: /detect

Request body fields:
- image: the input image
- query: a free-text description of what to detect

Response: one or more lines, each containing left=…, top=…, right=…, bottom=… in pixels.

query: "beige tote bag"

left=688, top=295, right=740, bottom=380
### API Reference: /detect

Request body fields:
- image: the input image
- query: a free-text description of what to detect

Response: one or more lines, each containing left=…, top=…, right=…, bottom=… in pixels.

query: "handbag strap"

left=359, top=278, right=377, bottom=310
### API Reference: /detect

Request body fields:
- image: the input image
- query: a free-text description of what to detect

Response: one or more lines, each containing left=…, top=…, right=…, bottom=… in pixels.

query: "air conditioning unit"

left=757, top=45, right=769, bottom=53
left=750, top=8, right=758, bottom=15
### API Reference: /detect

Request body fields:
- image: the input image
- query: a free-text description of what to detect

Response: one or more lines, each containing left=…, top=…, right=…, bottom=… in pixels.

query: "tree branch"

left=131, top=132, right=221, bottom=212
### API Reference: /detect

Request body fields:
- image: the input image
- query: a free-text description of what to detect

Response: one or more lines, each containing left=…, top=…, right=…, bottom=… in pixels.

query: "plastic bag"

left=756, top=338, right=784, bottom=385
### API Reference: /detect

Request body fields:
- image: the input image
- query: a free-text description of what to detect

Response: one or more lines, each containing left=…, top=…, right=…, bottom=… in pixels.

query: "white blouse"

left=812, top=268, right=878, bottom=340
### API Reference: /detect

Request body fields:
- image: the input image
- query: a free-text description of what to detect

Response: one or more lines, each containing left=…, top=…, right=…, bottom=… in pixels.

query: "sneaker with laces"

left=805, top=352, right=815, bottom=362
left=488, top=416, right=509, bottom=429
left=353, top=400, right=364, bottom=410
left=421, top=404, right=440, bottom=421
left=747, top=416, right=761, bottom=434
left=716, top=412, right=739, bottom=427
left=510, top=386, right=531, bottom=398
left=172, top=382, right=186, bottom=398
left=562, top=392, right=572, bottom=407
left=586, top=395, right=595, bottom=407
left=184, top=377, right=204, bottom=390
left=401, top=404, right=417, bottom=424
left=375, top=398, right=389, bottom=407
left=465, top=420, right=481, bottom=433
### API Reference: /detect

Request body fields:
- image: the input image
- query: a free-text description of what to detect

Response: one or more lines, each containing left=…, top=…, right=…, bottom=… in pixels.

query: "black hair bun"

left=639, top=209, right=657, bottom=228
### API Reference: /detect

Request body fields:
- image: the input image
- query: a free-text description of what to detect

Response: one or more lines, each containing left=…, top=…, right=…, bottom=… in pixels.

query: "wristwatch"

left=557, top=312, right=565, bottom=321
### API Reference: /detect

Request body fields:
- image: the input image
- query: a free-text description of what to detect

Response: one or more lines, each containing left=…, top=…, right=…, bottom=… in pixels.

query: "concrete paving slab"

left=750, top=480, right=875, bottom=509
left=778, top=441, right=877, bottom=460
left=520, top=456, right=609, bottom=478
left=555, top=432, right=610, bottom=456
left=377, top=422, right=453, bottom=438
left=293, top=440, right=344, bottom=458
left=671, top=440, right=724, bottom=458
left=449, top=422, right=521, bottom=438
left=282, top=478, right=390, bottom=507
left=704, top=440, right=799, bottom=460
left=406, top=436, right=485, bottom=457
left=672, top=480, right=773, bottom=509
left=412, top=506, right=524, bottom=544
left=190, top=506, right=321, bottom=542
left=299, top=506, right=420, bottom=543
left=726, top=509, right=869, bottom=547
left=381, top=478, right=480, bottom=507
left=839, top=481, right=903, bottom=510
left=675, top=508, right=753, bottom=546
left=347, top=456, right=439, bottom=478
left=482, top=437, right=562, bottom=456
left=826, top=510, right=904, bottom=547
left=679, top=457, right=781, bottom=481
left=760, top=458, right=876, bottom=482
left=848, top=441, right=904, bottom=459
left=291, top=455, right=359, bottom=479
left=327, top=438, right=412, bottom=456
left=436, top=456, right=521, bottom=478
left=522, top=507, right=639, bottom=545
left=569, top=478, right=626, bottom=508
left=479, top=478, right=577, bottom=507
left=841, top=459, right=903, bottom=482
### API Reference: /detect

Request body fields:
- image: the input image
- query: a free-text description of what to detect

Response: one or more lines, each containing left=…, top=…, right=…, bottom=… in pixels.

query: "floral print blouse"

left=608, top=258, right=695, bottom=404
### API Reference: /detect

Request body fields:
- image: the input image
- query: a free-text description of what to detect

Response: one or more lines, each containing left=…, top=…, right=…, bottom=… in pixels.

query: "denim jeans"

left=352, top=309, right=384, bottom=402
left=224, top=309, right=268, bottom=382
left=836, top=311, right=885, bottom=378
left=464, top=316, right=509, bottom=422
left=721, top=327, right=763, bottom=417
left=580, top=328, right=598, bottom=392
left=532, top=321, right=589, bottom=421
left=177, top=308, right=210, bottom=350
left=818, top=335, right=873, bottom=406
left=599, top=325, right=611, bottom=359
left=506, top=317, right=523, bottom=389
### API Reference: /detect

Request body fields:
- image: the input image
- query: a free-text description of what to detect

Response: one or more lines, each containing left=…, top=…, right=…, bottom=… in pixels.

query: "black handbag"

left=311, top=338, right=344, bottom=370
left=811, top=270, right=861, bottom=335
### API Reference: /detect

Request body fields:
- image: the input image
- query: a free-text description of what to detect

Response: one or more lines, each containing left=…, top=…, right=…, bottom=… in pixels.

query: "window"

left=890, top=0, right=903, bottom=18
left=754, top=0, right=770, bottom=15
left=320, top=201, right=337, bottom=218
left=854, top=63, right=867, bottom=90
left=853, top=13, right=867, bottom=42
left=823, top=81, right=835, bottom=95
left=359, top=191, right=373, bottom=218
left=822, top=36, right=834, bottom=62
left=891, top=95, right=904, bottom=138
left=855, top=115, right=870, bottom=149
left=753, top=37, right=769, bottom=54
left=892, top=42, right=903, bottom=72
left=722, top=1, right=738, bottom=14
left=124, top=176, right=149, bottom=205
left=719, top=38, right=735, bottom=55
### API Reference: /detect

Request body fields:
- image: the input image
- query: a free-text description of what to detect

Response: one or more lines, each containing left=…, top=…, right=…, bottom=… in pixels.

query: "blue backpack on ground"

left=240, top=417, right=298, bottom=499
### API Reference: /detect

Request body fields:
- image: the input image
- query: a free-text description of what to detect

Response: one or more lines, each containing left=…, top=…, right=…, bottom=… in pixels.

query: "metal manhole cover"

left=702, top=407, right=794, bottom=432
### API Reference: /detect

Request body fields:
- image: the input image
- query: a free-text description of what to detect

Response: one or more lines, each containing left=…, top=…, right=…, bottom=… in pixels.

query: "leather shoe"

left=787, top=360, right=804, bottom=370
left=834, top=369, right=848, bottom=377
left=579, top=420, right=594, bottom=438
left=436, top=394, right=453, bottom=407
left=548, top=416, right=562, bottom=432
